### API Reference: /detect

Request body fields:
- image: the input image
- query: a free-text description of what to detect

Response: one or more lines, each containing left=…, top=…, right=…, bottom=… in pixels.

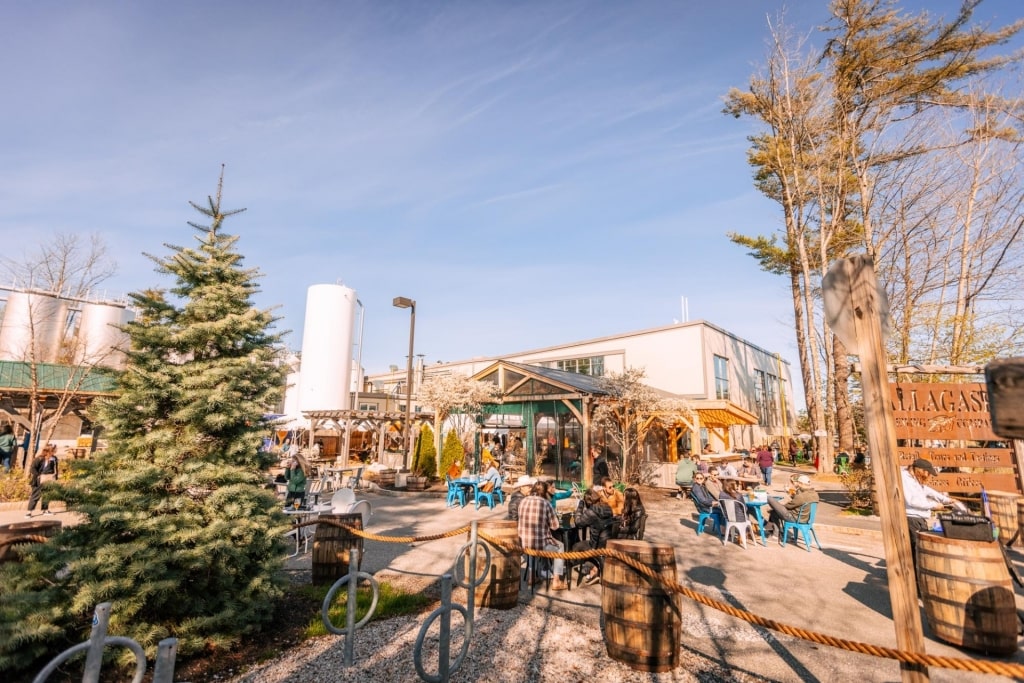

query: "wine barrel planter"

left=468, top=520, right=521, bottom=609
left=0, top=520, right=62, bottom=564
left=405, top=475, right=430, bottom=491
left=917, top=533, right=1018, bottom=655
left=376, top=469, right=397, bottom=489
left=312, top=513, right=364, bottom=586
left=601, top=539, right=681, bottom=672
left=987, top=491, right=1023, bottom=546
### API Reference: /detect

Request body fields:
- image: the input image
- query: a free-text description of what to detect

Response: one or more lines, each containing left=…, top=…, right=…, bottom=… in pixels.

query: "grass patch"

left=0, top=469, right=30, bottom=502
left=303, top=580, right=433, bottom=637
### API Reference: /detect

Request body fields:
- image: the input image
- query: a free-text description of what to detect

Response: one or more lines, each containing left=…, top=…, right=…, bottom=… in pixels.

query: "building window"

left=555, top=356, right=605, bottom=377
left=713, top=355, right=729, bottom=400
left=754, top=370, right=779, bottom=427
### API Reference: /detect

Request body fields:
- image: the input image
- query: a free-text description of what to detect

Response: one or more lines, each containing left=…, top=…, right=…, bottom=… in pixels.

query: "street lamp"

left=392, top=296, right=416, bottom=472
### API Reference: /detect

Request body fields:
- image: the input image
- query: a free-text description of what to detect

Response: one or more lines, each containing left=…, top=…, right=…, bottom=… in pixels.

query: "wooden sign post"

left=823, top=255, right=929, bottom=683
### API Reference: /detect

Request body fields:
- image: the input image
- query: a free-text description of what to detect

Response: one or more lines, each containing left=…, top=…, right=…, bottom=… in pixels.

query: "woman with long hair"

left=620, top=487, right=647, bottom=540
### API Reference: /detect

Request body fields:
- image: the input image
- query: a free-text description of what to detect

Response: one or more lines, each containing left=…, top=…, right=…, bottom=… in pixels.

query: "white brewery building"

left=284, top=282, right=797, bottom=486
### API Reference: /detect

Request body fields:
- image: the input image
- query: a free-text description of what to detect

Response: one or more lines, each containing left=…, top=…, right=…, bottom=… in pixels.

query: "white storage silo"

left=73, top=302, right=134, bottom=369
left=0, top=290, right=70, bottom=363
left=299, top=284, right=357, bottom=412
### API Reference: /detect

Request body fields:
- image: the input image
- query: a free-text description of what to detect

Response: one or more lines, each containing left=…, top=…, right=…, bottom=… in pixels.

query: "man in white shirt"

left=901, top=458, right=965, bottom=562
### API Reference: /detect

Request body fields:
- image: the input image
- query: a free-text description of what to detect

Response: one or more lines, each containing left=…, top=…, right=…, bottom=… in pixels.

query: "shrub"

left=412, top=424, right=437, bottom=477
left=839, top=467, right=874, bottom=511
left=439, top=429, right=463, bottom=477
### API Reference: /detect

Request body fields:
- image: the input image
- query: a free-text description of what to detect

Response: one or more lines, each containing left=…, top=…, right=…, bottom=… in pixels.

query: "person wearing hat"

left=507, top=474, right=536, bottom=522
left=764, top=474, right=819, bottom=538
left=902, top=458, right=966, bottom=559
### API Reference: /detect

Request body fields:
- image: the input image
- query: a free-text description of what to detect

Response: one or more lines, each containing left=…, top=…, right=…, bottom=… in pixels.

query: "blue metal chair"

left=445, top=475, right=466, bottom=508
left=475, top=476, right=504, bottom=509
left=780, top=502, right=822, bottom=551
left=691, top=493, right=721, bottom=536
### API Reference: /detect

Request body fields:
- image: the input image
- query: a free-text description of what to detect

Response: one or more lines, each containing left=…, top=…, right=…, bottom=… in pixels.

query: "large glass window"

left=754, top=370, right=780, bottom=426
left=713, top=355, right=729, bottom=400
left=555, top=356, right=605, bottom=377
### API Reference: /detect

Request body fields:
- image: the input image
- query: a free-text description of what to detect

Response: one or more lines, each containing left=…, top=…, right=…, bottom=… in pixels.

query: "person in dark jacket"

left=506, top=474, right=535, bottom=521
left=26, top=444, right=59, bottom=517
left=573, top=488, right=617, bottom=585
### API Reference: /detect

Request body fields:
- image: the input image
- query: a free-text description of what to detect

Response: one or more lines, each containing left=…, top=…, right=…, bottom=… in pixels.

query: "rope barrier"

left=294, top=517, right=1024, bottom=678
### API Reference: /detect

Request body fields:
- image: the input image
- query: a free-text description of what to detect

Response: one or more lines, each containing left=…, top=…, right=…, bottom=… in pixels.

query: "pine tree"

left=0, top=173, right=289, bottom=674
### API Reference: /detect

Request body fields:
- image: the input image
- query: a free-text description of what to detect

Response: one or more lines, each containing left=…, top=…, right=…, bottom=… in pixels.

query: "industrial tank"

left=299, top=284, right=357, bottom=412
left=73, top=302, right=134, bottom=369
left=0, top=290, right=70, bottom=363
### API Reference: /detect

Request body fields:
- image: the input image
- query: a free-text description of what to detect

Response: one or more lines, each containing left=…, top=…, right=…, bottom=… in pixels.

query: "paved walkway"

left=4, top=468, right=1024, bottom=682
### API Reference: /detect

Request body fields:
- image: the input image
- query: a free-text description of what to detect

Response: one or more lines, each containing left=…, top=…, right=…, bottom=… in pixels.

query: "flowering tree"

left=592, top=368, right=694, bottom=483
left=416, top=373, right=499, bottom=465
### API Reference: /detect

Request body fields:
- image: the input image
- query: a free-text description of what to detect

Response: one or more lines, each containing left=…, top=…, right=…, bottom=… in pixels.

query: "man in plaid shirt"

left=516, top=482, right=568, bottom=590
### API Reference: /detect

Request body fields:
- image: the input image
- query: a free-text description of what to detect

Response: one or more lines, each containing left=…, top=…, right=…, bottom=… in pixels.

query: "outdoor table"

left=719, top=475, right=762, bottom=486
left=743, top=492, right=770, bottom=546
left=452, top=476, right=481, bottom=506
left=325, top=466, right=358, bottom=488
left=283, top=506, right=323, bottom=557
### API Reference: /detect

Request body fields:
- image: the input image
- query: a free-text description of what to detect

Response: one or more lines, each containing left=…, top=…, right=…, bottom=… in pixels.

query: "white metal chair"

left=330, top=488, right=372, bottom=528
left=720, top=498, right=755, bottom=549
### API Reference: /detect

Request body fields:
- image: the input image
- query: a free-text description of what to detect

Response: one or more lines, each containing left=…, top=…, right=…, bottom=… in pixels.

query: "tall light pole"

left=392, top=296, right=416, bottom=472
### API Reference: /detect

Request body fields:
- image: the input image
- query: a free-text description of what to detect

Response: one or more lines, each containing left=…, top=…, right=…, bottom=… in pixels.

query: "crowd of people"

left=506, top=473, right=647, bottom=590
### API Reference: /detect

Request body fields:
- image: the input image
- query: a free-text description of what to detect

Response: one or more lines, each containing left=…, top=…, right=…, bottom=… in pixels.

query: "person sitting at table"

left=284, top=453, right=310, bottom=507
left=719, top=479, right=745, bottom=502
left=764, top=474, right=819, bottom=537
left=738, top=455, right=763, bottom=483
left=517, top=482, right=569, bottom=591
left=705, top=469, right=723, bottom=499
left=598, top=477, right=625, bottom=516
left=694, top=454, right=709, bottom=476
left=719, top=460, right=738, bottom=478
left=620, top=487, right=647, bottom=540
left=507, top=475, right=535, bottom=521
left=480, top=460, right=501, bottom=492
left=690, top=473, right=720, bottom=523
left=675, top=453, right=697, bottom=500
left=573, top=488, right=617, bottom=585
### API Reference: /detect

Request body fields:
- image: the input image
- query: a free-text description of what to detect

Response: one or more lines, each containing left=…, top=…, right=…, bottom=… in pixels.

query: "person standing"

left=755, top=444, right=774, bottom=486
left=0, top=424, right=15, bottom=472
left=284, top=453, right=309, bottom=507
left=902, top=458, right=965, bottom=561
left=591, top=445, right=609, bottom=483
left=26, top=445, right=59, bottom=517
left=516, top=482, right=568, bottom=590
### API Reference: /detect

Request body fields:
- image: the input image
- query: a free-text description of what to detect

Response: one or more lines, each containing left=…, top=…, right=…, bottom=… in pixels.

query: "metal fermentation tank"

left=299, top=284, right=357, bottom=412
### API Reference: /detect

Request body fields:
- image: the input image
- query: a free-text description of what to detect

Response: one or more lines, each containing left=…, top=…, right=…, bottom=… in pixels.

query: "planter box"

left=406, top=476, right=430, bottom=491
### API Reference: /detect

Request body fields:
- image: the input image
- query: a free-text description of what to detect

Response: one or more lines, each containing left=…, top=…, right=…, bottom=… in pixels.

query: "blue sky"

left=2, top=1, right=1021, bottom=407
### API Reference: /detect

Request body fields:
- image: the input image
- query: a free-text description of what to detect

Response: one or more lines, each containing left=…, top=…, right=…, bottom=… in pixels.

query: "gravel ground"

left=229, top=600, right=767, bottom=683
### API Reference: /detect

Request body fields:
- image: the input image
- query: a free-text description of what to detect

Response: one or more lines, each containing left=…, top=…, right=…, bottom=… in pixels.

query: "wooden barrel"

left=601, top=539, right=681, bottom=672
left=467, top=520, right=521, bottom=609
left=0, top=520, right=62, bottom=563
left=312, top=513, right=364, bottom=586
left=376, top=469, right=396, bottom=488
left=916, top=533, right=1017, bottom=655
left=988, top=491, right=1023, bottom=546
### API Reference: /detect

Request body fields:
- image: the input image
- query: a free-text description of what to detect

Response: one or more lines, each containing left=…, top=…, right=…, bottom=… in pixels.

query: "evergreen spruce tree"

left=0, top=174, right=289, bottom=674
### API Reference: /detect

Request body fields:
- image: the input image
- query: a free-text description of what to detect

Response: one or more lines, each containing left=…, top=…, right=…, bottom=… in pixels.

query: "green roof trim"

left=0, top=360, right=119, bottom=394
